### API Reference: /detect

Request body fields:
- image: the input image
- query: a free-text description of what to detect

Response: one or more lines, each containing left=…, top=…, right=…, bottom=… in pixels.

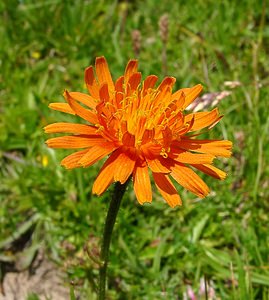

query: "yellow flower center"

left=96, top=81, right=186, bottom=157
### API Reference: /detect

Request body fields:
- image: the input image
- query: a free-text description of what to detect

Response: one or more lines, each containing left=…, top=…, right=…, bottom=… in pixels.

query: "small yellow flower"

left=31, top=51, right=41, bottom=59
left=42, top=155, right=48, bottom=167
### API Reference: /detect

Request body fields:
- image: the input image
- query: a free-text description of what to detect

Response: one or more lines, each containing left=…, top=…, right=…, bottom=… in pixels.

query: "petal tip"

left=63, top=89, right=69, bottom=98
left=60, top=162, right=68, bottom=169
left=200, top=188, right=210, bottom=198
left=95, top=56, right=107, bottom=65
left=137, top=199, right=152, bottom=206
left=48, top=103, right=54, bottom=109
left=220, top=173, right=227, bottom=180
left=92, top=188, right=101, bottom=196
left=170, top=202, right=182, bottom=208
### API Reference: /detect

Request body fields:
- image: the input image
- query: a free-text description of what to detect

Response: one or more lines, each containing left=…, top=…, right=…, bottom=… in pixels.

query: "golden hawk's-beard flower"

left=45, top=57, right=232, bottom=207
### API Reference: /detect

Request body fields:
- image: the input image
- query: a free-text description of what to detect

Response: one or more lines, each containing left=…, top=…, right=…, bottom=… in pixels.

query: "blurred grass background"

left=0, top=0, right=269, bottom=299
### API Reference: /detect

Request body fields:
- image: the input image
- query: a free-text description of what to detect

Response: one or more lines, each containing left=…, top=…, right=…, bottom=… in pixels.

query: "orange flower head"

left=45, top=57, right=232, bottom=207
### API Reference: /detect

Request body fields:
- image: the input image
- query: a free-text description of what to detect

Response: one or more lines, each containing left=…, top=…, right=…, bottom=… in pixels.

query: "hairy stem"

left=98, top=179, right=129, bottom=300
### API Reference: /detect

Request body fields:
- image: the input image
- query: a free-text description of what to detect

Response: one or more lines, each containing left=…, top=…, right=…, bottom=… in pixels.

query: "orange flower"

left=45, top=57, right=232, bottom=207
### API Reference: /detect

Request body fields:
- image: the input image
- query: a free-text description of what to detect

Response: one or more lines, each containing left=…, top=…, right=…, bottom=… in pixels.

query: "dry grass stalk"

left=159, top=14, right=169, bottom=75
left=131, top=30, right=141, bottom=58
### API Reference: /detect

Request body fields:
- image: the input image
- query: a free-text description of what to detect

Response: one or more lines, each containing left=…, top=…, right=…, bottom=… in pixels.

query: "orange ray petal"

left=84, top=65, right=100, bottom=99
left=170, top=148, right=215, bottom=164
left=113, top=149, right=136, bottom=184
left=78, top=142, right=116, bottom=167
left=69, top=92, right=97, bottom=109
left=170, top=163, right=210, bottom=198
left=95, top=56, right=114, bottom=92
left=185, top=108, right=222, bottom=131
left=133, top=164, right=152, bottom=205
left=124, top=59, right=138, bottom=83
left=99, top=83, right=110, bottom=103
left=171, top=90, right=187, bottom=109
left=127, top=72, right=142, bottom=92
left=115, top=76, right=124, bottom=108
left=157, top=76, right=176, bottom=91
left=61, top=150, right=88, bottom=169
left=177, top=139, right=232, bottom=157
left=44, top=122, right=98, bottom=135
left=49, top=103, right=75, bottom=115
left=46, top=136, right=104, bottom=149
left=151, top=77, right=175, bottom=109
left=152, top=86, right=173, bottom=110
left=64, top=90, right=99, bottom=124
left=161, top=127, right=173, bottom=150
left=193, top=164, right=227, bottom=180
left=166, top=92, right=185, bottom=120
left=122, top=131, right=135, bottom=147
left=176, top=116, right=195, bottom=136
left=115, top=76, right=124, bottom=92
left=92, top=151, right=120, bottom=195
left=152, top=173, right=182, bottom=208
left=146, top=156, right=172, bottom=173
left=182, top=84, right=203, bottom=109
left=143, top=75, right=158, bottom=95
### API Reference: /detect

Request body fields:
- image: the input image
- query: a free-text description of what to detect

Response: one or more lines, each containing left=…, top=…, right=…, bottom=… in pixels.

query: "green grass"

left=1, top=0, right=269, bottom=299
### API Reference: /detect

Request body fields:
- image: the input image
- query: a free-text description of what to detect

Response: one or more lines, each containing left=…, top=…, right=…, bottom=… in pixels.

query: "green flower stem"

left=98, top=179, right=129, bottom=300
